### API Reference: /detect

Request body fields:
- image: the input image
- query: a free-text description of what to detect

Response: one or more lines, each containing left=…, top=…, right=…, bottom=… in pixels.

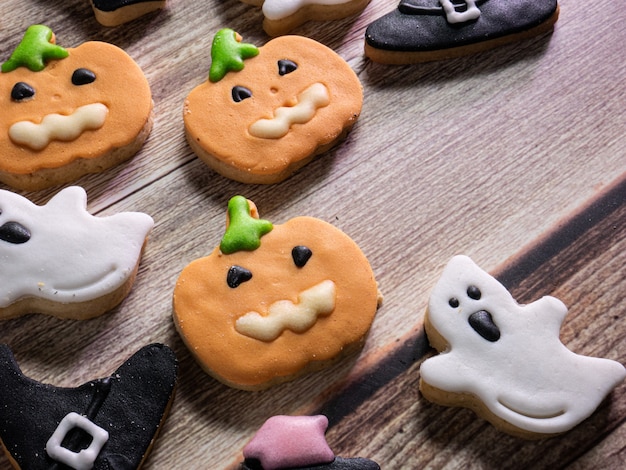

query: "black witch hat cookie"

left=0, top=343, right=178, bottom=469
left=364, top=0, right=560, bottom=64
left=90, top=0, right=166, bottom=26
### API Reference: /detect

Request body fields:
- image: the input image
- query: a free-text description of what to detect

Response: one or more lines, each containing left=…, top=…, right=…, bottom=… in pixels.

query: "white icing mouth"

left=235, top=280, right=336, bottom=341
left=9, top=103, right=109, bottom=150
left=248, top=83, right=330, bottom=139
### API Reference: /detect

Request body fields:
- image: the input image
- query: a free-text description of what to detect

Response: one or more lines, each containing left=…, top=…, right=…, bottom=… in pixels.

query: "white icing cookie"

left=242, top=0, right=371, bottom=36
left=420, top=255, right=626, bottom=438
left=0, top=186, right=154, bottom=319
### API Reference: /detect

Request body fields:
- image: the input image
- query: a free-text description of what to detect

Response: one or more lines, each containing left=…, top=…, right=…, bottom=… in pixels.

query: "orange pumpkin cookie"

left=0, top=25, right=153, bottom=190
left=183, top=29, right=363, bottom=184
left=173, top=196, right=382, bottom=390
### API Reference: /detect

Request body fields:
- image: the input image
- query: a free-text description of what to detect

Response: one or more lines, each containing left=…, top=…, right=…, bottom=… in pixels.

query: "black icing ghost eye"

left=278, top=59, right=298, bottom=76
left=448, top=298, right=460, bottom=308
left=467, top=285, right=481, bottom=300
left=232, top=85, right=252, bottom=102
left=292, top=246, right=312, bottom=268
left=11, top=82, right=35, bottom=101
left=227, top=265, right=252, bottom=288
left=0, top=221, right=31, bottom=244
left=71, top=68, right=97, bottom=86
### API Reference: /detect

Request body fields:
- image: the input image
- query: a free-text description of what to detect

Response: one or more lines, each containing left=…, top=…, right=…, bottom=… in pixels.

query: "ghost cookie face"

left=0, top=186, right=154, bottom=320
left=173, top=196, right=381, bottom=390
left=0, top=25, right=153, bottom=190
left=183, top=29, right=363, bottom=184
left=241, top=0, right=371, bottom=36
left=420, top=255, right=626, bottom=438
left=364, top=0, right=560, bottom=64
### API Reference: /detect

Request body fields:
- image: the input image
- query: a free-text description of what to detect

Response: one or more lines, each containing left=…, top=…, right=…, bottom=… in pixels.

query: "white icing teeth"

left=248, top=83, right=330, bottom=139
left=235, top=280, right=336, bottom=341
left=9, top=103, right=109, bottom=150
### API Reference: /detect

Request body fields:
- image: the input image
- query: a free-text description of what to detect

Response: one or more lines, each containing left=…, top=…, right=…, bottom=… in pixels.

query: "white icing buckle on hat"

left=46, top=412, right=109, bottom=470
left=440, top=0, right=481, bottom=23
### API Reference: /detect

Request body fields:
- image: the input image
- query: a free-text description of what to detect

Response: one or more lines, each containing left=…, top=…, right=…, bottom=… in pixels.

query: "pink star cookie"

left=243, top=415, right=335, bottom=470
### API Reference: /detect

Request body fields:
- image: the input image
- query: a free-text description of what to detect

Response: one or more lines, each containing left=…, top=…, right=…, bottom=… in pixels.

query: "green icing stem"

left=2, top=25, right=69, bottom=73
left=220, top=196, right=273, bottom=254
left=209, top=28, right=259, bottom=83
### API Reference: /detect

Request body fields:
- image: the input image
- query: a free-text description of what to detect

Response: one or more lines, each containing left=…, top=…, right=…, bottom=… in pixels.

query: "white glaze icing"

left=46, top=412, right=109, bottom=470
left=0, top=186, right=154, bottom=307
left=440, top=0, right=480, bottom=24
left=248, top=82, right=330, bottom=139
left=421, top=255, right=626, bottom=434
left=8, top=103, right=109, bottom=150
left=235, top=280, right=336, bottom=341
left=262, top=0, right=352, bottom=20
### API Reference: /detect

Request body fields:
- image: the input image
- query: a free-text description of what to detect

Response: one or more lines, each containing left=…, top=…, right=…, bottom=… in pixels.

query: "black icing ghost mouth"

left=468, top=310, right=500, bottom=342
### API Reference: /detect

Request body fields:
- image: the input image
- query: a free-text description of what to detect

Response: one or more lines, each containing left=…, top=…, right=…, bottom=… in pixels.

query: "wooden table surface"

left=0, top=0, right=624, bottom=468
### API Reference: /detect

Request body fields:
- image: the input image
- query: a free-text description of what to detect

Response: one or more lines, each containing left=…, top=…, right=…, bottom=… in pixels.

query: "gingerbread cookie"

left=0, top=186, right=154, bottom=320
left=365, top=0, right=560, bottom=64
left=1, top=25, right=153, bottom=190
left=420, top=255, right=626, bottom=438
left=183, top=29, right=363, bottom=184
left=0, top=343, right=177, bottom=469
left=173, top=196, right=381, bottom=390
left=90, top=0, right=166, bottom=27
left=241, top=0, right=371, bottom=36
left=241, top=415, right=380, bottom=469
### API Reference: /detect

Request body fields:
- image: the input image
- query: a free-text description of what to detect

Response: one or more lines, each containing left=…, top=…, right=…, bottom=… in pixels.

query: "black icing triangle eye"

left=0, top=221, right=31, bottom=244
left=71, top=68, right=97, bottom=86
left=292, top=246, right=312, bottom=268
left=227, top=265, right=253, bottom=288
left=11, top=82, right=35, bottom=101
left=232, top=85, right=252, bottom=102
left=467, top=285, right=481, bottom=300
left=278, top=59, right=298, bottom=76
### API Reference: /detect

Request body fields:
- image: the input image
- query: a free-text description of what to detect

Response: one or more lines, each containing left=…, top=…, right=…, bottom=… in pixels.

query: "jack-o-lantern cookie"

left=183, top=29, right=363, bottom=184
left=241, top=0, right=371, bottom=36
left=420, top=255, right=626, bottom=438
left=365, top=0, right=560, bottom=64
left=173, top=196, right=381, bottom=390
left=0, top=186, right=154, bottom=320
left=241, top=415, right=380, bottom=469
left=90, top=0, right=166, bottom=27
left=0, top=25, right=153, bottom=190
left=0, top=343, right=177, bottom=470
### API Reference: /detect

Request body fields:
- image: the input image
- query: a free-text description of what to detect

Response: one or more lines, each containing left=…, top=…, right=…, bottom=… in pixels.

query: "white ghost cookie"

left=0, top=186, right=154, bottom=319
left=420, top=255, right=626, bottom=438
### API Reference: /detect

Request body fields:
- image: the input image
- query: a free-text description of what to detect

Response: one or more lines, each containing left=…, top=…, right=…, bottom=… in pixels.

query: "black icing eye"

left=71, top=68, right=97, bottom=86
left=232, top=85, right=252, bottom=102
left=467, top=285, right=481, bottom=300
left=227, top=265, right=252, bottom=288
left=448, top=298, right=460, bottom=308
left=0, top=221, right=31, bottom=244
left=468, top=310, right=501, bottom=342
left=11, top=82, right=35, bottom=101
left=278, top=59, right=298, bottom=76
left=292, top=245, right=312, bottom=268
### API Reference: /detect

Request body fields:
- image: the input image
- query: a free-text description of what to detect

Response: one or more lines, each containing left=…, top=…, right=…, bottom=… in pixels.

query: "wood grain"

left=0, top=0, right=624, bottom=468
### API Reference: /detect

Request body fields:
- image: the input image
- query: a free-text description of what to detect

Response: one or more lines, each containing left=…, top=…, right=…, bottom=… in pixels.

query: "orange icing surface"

left=173, top=216, right=379, bottom=388
left=183, top=35, right=362, bottom=176
left=0, top=41, right=151, bottom=174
